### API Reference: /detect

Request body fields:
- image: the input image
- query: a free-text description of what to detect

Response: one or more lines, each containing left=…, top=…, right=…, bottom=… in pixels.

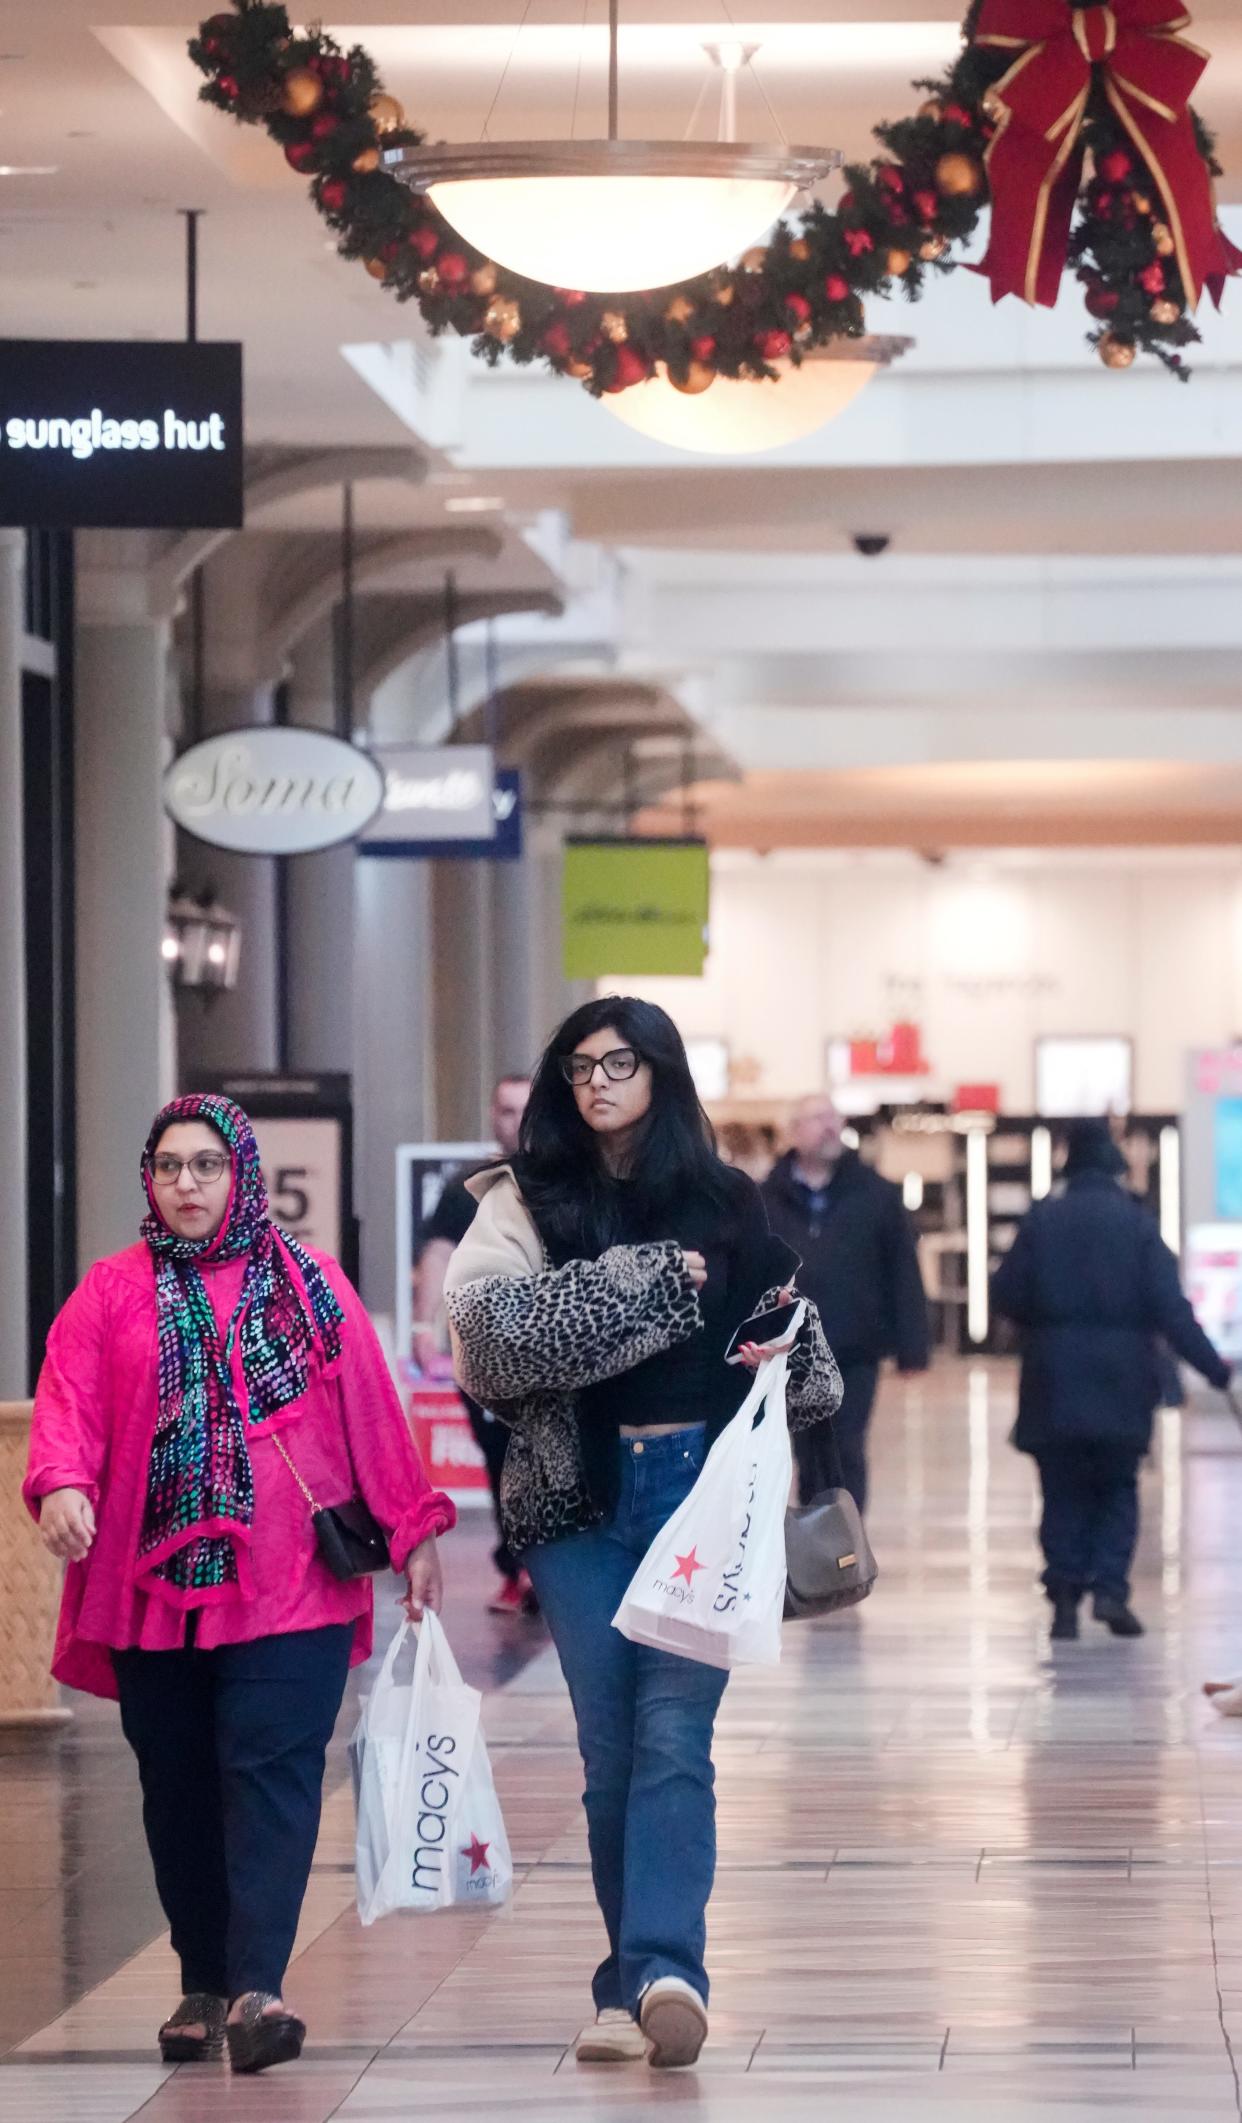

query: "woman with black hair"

left=445, top=998, right=841, bottom=2070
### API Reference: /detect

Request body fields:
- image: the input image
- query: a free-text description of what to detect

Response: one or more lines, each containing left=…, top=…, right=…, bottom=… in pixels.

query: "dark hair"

left=516, top=996, right=737, bottom=1259
left=153, top=1115, right=230, bottom=1157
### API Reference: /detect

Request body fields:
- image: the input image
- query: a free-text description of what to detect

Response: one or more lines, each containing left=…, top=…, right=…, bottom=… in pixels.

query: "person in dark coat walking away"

left=992, top=1118, right=1230, bottom=1643
left=762, top=1096, right=930, bottom=1512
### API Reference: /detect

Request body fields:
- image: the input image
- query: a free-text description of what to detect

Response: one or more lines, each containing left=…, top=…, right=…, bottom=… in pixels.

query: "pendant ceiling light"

left=385, top=14, right=840, bottom=294
left=599, top=337, right=913, bottom=455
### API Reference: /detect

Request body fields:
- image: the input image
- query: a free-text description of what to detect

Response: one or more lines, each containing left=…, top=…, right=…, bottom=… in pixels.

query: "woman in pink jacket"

left=24, top=1093, right=454, bottom=2075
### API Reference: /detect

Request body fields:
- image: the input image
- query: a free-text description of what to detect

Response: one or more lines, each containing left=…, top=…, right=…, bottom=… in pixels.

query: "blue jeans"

left=523, top=1425, right=728, bottom=2017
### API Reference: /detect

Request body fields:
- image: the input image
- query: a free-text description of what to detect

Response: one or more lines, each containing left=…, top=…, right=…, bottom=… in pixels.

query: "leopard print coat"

left=443, top=1168, right=844, bottom=1554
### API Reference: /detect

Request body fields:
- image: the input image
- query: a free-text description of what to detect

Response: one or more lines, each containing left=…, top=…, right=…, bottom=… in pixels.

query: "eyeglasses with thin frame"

left=560, top=1046, right=641, bottom=1088
left=148, top=1151, right=230, bottom=1186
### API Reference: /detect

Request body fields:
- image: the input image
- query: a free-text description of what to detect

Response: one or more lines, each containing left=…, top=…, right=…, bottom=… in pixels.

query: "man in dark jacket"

left=763, top=1096, right=930, bottom=1513
left=993, top=1118, right=1230, bottom=1642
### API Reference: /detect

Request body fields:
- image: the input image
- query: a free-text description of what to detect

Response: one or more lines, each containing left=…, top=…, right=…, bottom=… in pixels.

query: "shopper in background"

left=412, top=1073, right=533, bottom=1615
left=993, top=1116, right=1230, bottom=1642
left=25, top=1094, right=453, bottom=2075
left=444, top=999, right=841, bottom=2069
left=763, top=1094, right=930, bottom=1512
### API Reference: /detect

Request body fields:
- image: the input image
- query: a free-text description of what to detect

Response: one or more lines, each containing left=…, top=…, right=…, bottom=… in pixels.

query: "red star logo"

left=461, top=1833, right=491, bottom=1875
left=672, top=1546, right=706, bottom=1586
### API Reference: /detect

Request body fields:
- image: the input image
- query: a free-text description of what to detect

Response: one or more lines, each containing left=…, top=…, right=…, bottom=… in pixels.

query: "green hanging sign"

left=562, top=838, right=709, bottom=979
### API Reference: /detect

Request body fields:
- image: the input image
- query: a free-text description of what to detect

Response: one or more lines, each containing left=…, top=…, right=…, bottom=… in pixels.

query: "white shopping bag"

left=350, top=1612, right=513, bottom=1924
left=612, top=1306, right=803, bottom=1671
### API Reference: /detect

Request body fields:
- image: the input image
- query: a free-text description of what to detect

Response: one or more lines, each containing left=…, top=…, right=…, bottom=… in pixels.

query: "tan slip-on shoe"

left=639, top=1976, right=708, bottom=2069
left=574, top=2008, right=648, bottom=2063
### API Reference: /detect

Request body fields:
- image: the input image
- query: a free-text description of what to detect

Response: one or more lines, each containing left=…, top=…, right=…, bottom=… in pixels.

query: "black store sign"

left=0, top=339, right=244, bottom=529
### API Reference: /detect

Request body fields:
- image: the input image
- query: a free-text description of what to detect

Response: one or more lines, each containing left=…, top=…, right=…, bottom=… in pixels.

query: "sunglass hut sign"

left=0, top=339, right=243, bottom=529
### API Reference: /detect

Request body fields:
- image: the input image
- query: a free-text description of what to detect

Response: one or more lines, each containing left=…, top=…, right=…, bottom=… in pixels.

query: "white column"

left=354, top=859, right=434, bottom=1311
left=285, top=619, right=354, bottom=1073
left=431, top=861, right=495, bottom=1137
left=0, top=533, right=29, bottom=1392
left=75, top=596, right=171, bottom=1271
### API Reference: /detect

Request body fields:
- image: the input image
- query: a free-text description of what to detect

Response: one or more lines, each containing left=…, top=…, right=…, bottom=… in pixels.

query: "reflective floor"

left=6, top=1358, right=1242, bottom=2121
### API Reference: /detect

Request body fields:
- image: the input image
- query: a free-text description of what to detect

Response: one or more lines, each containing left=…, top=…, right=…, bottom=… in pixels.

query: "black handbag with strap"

left=784, top=1485, right=878, bottom=1617
left=271, top=1433, right=390, bottom=1581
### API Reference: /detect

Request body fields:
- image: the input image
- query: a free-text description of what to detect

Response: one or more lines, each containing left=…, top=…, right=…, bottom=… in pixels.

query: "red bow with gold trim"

left=974, top=0, right=1240, bottom=310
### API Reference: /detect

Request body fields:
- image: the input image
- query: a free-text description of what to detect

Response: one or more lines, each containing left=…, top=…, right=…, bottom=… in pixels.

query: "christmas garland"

left=191, top=1, right=1235, bottom=385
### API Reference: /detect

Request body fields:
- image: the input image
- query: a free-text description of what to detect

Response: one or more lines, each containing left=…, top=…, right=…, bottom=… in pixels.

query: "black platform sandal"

left=158, top=1992, right=227, bottom=2063
left=225, top=1991, right=306, bottom=2075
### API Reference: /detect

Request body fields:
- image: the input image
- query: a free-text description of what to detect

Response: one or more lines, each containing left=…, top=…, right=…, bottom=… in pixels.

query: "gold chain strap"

left=270, top=1432, right=322, bottom=1515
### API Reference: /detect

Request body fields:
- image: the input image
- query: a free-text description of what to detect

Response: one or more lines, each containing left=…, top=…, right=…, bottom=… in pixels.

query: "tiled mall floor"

left=7, top=1359, right=1242, bottom=2121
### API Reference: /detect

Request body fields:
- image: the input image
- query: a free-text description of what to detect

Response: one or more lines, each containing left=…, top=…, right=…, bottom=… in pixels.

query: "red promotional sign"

left=408, top=1387, right=489, bottom=1500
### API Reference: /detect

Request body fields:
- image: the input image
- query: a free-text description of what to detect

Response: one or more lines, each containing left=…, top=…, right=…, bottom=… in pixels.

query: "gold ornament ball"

left=368, top=92, right=405, bottom=134
left=664, top=294, right=695, bottom=325
left=600, top=309, right=628, bottom=343
left=280, top=67, right=323, bottom=118
left=885, top=247, right=913, bottom=277
left=936, top=151, right=982, bottom=198
left=918, top=98, right=943, bottom=121
left=1097, top=332, right=1136, bottom=369
left=1152, top=221, right=1175, bottom=257
left=740, top=246, right=768, bottom=274
left=713, top=280, right=736, bottom=307
left=418, top=267, right=441, bottom=295
left=669, top=360, right=716, bottom=395
left=352, top=146, right=380, bottom=174
left=470, top=262, right=498, bottom=296
left=919, top=233, right=949, bottom=262
left=364, top=255, right=389, bottom=280
left=1131, top=191, right=1153, bottom=216
left=1150, top=297, right=1182, bottom=325
left=484, top=295, right=522, bottom=342
left=566, top=356, right=595, bottom=380
left=788, top=237, right=811, bottom=262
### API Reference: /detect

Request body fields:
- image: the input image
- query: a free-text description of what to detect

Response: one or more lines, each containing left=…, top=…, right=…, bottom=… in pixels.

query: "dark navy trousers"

left=1035, top=1442, right=1142, bottom=1605
left=113, top=1623, right=352, bottom=2001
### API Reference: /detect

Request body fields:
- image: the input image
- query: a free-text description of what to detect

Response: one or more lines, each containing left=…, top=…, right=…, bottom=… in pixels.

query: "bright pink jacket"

left=24, top=1242, right=455, bottom=1700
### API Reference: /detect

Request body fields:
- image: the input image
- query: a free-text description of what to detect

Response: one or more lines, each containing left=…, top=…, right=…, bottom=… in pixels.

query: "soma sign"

left=0, top=339, right=243, bottom=529
left=165, top=727, right=385, bottom=855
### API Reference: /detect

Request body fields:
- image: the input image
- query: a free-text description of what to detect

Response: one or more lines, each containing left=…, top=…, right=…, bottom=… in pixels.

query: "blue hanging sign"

left=359, top=768, right=523, bottom=862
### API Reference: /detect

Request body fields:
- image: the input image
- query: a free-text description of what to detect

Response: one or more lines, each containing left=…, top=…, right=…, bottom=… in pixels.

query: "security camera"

left=852, top=533, right=891, bottom=558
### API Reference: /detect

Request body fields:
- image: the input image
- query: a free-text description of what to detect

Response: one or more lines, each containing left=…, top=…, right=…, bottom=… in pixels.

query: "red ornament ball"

left=310, top=112, right=340, bottom=141
left=784, top=292, right=811, bottom=324
left=542, top=322, right=572, bottom=358
left=217, top=74, right=240, bottom=101
left=843, top=228, right=875, bottom=258
left=913, top=188, right=939, bottom=220
left=755, top=328, right=792, bottom=360
left=1100, top=148, right=1133, bottom=184
left=319, top=177, right=348, bottom=213
left=690, top=334, right=717, bottom=361
left=437, top=252, right=469, bottom=287
left=941, top=102, right=975, bottom=128
left=204, top=10, right=235, bottom=30
left=824, top=273, right=851, bottom=302
left=1138, top=261, right=1166, bottom=294
left=408, top=225, right=439, bottom=260
left=1085, top=287, right=1120, bottom=318
left=877, top=163, right=905, bottom=194
left=604, top=345, right=651, bottom=392
left=284, top=138, right=317, bottom=172
left=555, top=287, right=588, bottom=306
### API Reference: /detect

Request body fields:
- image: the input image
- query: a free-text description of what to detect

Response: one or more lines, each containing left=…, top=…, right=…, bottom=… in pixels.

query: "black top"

left=762, top=1149, right=930, bottom=1370
left=992, top=1169, right=1230, bottom=1453
left=532, top=1168, right=797, bottom=1433
left=418, top=1172, right=478, bottom=1253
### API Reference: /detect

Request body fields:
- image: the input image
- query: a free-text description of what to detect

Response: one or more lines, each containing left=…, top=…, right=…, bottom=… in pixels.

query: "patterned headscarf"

left=137, top=1093, right=344, bottom=1604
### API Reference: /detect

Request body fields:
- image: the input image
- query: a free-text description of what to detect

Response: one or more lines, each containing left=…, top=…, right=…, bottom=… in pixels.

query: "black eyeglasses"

left=560, top=1046, right=641, bottom=1088
left=148, top=1151, right=229, bottom=1186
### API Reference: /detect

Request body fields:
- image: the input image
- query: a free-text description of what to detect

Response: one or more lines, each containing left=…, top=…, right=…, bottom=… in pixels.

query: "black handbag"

left=784, top=1486, right=877, bottom=1617
left=272, top=1434, right=390, bottom=1581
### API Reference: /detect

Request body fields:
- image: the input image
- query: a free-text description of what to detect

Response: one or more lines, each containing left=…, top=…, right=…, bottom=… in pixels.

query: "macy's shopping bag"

left=612, top=1307, right=803, bottom=1671
left=350, top=1613, right=512, bottom=1925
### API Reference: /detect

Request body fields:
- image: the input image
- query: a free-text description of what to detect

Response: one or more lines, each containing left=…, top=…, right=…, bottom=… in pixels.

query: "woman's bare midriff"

left=619, top=1421, right=708, bottom=1439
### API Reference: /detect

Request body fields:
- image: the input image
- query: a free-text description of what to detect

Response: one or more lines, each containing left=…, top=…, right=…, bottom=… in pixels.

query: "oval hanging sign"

left=165, top=726, right=386, bottom=856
